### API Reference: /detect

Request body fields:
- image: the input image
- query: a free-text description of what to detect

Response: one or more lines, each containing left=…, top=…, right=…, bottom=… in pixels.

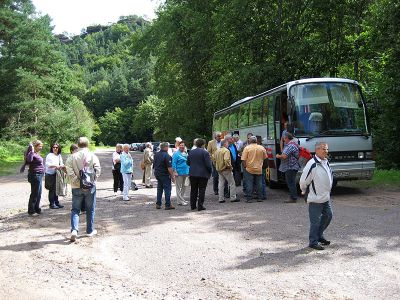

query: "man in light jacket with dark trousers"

left=300, top=141, right=333, bottom=250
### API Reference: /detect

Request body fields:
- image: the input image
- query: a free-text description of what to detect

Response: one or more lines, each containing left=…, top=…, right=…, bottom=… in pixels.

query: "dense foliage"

left=0, top=0, right=399, bottom=168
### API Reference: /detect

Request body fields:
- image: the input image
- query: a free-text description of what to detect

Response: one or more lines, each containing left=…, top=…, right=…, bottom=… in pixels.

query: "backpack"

left=79, top=154, right=96, bottom=190
left=298, top=146, right=312, bottom=167
left=288, top=141, right=312, bottom=168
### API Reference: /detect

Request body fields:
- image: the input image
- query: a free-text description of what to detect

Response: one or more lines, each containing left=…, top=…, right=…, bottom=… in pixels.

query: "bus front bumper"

left=330, top=160, right=375, bottom=181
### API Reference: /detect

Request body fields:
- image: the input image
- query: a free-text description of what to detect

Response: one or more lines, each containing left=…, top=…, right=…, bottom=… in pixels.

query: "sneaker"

left=57, top=204, right=64, bottom=209
left=219, top=200, right=226, bottom=203
left=70, top=230, right=78, bottom=242
left=50, top=205, right=59, bottom=209
left=87, top=229, right=97, bottom=237
left=123, top=197, right=130, bottom=201
left=156, top=204, right=161, bottom=209
left=309, top=243, right=324, bottom=250
left=318, top=238, right=331, bottom=246
left=35, top=208, right=42, bottom=214
left=165, top=205, right=175, bottom=210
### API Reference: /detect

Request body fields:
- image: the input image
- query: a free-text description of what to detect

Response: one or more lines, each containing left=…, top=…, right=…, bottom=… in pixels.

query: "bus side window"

left=221, top=111, right=229, bottom=131
left=239, top=104, right=249, bottom=127
left=229, top=108, right=239, bottom=130
left=249, top=98, right=262, bottom=126
left=262, top=96, right=268, bottom=124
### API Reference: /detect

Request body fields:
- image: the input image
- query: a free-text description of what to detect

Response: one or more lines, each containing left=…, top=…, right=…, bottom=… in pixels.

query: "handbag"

left=140, top=161, right=145, bottom=170
left=44, top=173, right=55, bottom=190
left=56, top=169, right=68, bottom=196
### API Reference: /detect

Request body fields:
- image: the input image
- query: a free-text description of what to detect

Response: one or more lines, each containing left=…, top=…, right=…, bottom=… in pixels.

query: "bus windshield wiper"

left=305, top=130, right=334, bottom=141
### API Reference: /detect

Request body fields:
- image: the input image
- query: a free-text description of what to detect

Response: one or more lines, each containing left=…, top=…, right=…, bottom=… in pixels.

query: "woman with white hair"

left=120, top=144, right=133, bottom=201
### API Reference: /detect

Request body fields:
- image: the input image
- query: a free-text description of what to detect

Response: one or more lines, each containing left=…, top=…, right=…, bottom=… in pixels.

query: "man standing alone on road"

left=214, top=138, right=239, bottom=203
left=66, top=137, right=101, bottom=242
left=300, top=141, right=333, bottom=251
left=153, top=142, right=175, bottom=210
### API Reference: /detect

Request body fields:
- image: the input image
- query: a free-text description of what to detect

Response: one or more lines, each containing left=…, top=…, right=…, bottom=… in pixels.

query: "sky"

left=31, top=0, right=162, bottom=35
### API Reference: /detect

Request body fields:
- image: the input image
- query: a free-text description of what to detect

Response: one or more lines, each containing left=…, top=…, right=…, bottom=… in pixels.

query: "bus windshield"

left=290, top=82, right=369, bottom=136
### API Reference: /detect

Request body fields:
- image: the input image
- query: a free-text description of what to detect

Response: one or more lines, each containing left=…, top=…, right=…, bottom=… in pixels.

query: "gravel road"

left=0, top=149, right=399, bottom=299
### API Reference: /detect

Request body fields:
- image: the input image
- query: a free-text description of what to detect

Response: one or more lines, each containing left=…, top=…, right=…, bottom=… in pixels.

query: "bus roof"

left=216, top=77, right=359, bottom=115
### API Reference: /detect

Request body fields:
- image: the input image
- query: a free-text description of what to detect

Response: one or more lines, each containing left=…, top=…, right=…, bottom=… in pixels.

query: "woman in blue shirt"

left=172, top=141, right=189, bottom=205
left=120, top=144, right=133, bottom=201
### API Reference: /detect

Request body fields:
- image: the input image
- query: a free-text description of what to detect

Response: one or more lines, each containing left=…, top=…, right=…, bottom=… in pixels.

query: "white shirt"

left=112, top=151, right=121, bottom=170
left=45, top=153, right=63, bottom=174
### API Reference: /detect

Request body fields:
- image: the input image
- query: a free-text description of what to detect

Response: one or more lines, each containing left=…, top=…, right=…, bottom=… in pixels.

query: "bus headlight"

left=358, top=152, right=364, bottom=159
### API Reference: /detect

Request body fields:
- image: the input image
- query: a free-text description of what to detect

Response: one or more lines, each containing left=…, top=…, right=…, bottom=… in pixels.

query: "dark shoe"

left=156, top=204, right=161, bottom=209
left=191, top=207, right=197, bottom=211
left=145, top=185, right=153, bottom=188
left=284, top=199, right=297, bottom=203
left=230, top=198, right=240, bottom=202
left=219, top=200, right=225, bottom=203
left=318, top=238, right=331, bottom=246
left=224, top=194, right=230, bottom=199
left=309, top=243, right=325, bottom=250
left=57, top=204, right=64, bottom=209
left=214, top=192, right=218, bottom=195
left=50, top=205, right=59, bottom=209
left=81, top=210, right=86, bottom=214
left=28, top=212, right=35, bottom=216
left=165, top=205, right=175, bottom=210
left=198, top=206, right=206, bottom=211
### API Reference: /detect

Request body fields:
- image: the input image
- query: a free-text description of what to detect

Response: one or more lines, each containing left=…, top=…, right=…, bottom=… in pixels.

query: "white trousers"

left=122, top=173, right=131, bottom=199
left=175, top=175, right=188, bottom=204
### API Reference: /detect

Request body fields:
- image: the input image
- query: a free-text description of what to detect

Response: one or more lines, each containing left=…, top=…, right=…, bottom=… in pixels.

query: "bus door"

left=274, top=91, right=288, bottom=182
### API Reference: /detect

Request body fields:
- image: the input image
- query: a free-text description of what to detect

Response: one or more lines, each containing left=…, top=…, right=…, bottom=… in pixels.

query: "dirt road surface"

left=0, top=149, right=399, bottom=299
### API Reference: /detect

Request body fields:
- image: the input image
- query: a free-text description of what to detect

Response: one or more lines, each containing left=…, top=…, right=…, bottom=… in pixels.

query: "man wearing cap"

left=241, top=136, right=267, bottom=202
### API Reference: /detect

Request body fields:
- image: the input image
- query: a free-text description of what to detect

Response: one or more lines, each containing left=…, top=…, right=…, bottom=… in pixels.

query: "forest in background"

left=0, top=0, right=399, bottom=168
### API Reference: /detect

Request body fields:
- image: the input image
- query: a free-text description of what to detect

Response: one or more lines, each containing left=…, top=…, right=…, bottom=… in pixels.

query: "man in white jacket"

left=300, top=141, right=333, bottom=250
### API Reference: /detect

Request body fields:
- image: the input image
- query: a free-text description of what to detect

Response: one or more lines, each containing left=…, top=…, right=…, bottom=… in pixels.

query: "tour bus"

left=212, top=78, right=375, bottom=187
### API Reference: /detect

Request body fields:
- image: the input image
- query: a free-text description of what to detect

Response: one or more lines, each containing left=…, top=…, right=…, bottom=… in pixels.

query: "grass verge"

left=342, top=169, right=400, bottom=190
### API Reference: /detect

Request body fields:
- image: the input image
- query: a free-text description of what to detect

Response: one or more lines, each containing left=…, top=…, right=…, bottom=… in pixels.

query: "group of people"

left=23, top=137, right=101, bottom=242
left=22, top=130, right=333, bottom=250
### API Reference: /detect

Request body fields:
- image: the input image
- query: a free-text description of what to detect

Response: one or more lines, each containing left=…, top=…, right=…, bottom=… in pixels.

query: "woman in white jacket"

left=300, top=141, right=333, bottom=251
left=45, top=143, right=65, bottom=209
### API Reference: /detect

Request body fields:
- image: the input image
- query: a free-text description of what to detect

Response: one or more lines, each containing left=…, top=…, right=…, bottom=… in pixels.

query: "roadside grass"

left=0, top=160, right=23, bottom=176
left=342, top=169, right=400, bottom=190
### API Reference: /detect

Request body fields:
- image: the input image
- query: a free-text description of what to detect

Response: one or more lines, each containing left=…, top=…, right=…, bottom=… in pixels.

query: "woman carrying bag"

left=45, top=143, right=65, bottom=209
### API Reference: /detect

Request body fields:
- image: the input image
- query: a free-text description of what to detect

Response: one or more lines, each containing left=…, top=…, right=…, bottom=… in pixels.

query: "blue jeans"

left=156, top=175, right=172, bottom=207
left=261, top=169, right=267, bottom=200
left=309, top=201, right=333, bottom=246
left=244, top=171, right=263, bottom=200
left=285, top=169, right=298, bottom=200
left=71, top=187, right=96, bottom=234
left=28, top=172, right=43, bottom=214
